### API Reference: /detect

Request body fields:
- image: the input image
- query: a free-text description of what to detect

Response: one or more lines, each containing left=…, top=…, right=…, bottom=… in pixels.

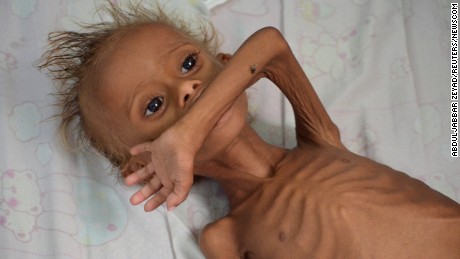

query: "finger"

left=125, top=163, right=155, bottom=186
left=130, top=142, right=153, bottom=156
left=124, top=172, right=141, bottom=186
left=130, top=176, right=162, bottom=205
left=144, top=186, right=172, bottom=212
left=166, top=180, right=193, bottom=211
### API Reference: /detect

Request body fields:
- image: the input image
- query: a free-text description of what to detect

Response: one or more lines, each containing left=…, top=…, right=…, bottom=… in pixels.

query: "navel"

left=278, top=231, right=287, bottom=242
left=243, top=251, right=254, bottom=259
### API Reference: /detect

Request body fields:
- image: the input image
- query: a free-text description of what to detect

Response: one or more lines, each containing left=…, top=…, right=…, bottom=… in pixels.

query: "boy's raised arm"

left=182, top=27, right=344, bottom=149
left=126, top=26, right=343, bottom=211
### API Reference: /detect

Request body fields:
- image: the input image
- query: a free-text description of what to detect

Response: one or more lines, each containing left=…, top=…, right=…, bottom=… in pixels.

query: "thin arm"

left=178, top=27, right=344, bottom=153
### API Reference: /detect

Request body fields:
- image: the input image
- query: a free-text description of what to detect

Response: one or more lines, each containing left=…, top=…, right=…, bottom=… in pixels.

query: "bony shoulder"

left=199, top=217, right=239, bottom=258
left=199, top=217, right=234, bottom=242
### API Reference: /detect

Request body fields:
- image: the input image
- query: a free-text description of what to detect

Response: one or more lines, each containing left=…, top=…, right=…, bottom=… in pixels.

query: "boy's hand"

left=125, top=126, right=195, bottom=212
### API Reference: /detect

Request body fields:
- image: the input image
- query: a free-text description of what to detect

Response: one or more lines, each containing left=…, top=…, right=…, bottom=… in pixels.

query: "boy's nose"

left=178, top=80, right=201, bottom=107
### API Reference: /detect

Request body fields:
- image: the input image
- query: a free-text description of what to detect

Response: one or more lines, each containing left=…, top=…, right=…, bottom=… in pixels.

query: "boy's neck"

left=195, top=123, right=288, bottom=208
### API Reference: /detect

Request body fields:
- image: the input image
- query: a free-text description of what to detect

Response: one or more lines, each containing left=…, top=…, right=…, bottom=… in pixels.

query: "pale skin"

left=91, top=24, right=460, bottom=258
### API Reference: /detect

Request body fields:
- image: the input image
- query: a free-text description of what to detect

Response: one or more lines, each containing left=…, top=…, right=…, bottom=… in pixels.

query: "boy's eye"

left=145, top=96, right=163, bottom=117
left=181, top=54, right=197, bottom=74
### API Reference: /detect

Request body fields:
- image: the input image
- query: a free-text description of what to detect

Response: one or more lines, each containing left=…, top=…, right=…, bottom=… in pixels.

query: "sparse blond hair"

left=37, top=1, right=218, bottom=171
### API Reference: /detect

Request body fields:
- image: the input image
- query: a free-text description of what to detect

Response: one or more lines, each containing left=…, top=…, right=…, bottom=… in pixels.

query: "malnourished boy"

left=39, top=2, right=460, bottom=258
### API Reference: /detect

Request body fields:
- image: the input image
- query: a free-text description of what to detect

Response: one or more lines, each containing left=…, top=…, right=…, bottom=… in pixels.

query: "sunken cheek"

left=141, top=111, right=176, bottom=143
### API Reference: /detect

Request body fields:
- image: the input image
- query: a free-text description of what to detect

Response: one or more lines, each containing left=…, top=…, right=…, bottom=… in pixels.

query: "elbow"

left=257, top=26, right=283, bottom=39
left=255, top=26, right=290, bottom=54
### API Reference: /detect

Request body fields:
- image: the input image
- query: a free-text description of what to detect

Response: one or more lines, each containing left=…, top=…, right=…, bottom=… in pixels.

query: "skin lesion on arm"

left=250, top=64, right=257, bottom=74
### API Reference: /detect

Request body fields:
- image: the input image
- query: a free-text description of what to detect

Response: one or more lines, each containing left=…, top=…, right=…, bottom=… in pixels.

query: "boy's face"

left=91, top=24, right=248, bottom=162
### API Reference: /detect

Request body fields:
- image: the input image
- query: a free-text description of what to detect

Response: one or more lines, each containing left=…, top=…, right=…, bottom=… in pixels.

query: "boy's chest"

left=227, top=157, right=361, bottom=258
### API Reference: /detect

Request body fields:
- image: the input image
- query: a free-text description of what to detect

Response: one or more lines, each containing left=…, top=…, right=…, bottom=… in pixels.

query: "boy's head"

left=38, top=2, right=223, bottom=173
left=39, top=1, right=250, bottom=177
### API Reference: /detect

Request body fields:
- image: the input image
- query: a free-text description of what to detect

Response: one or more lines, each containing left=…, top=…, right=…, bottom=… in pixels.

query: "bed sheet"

left=0, top=0, right=458, bottom=258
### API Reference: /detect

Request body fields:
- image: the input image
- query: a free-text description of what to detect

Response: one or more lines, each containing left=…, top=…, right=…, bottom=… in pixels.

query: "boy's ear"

left=120, top=155, right=148, bottom=179
left=216, top=53, right=232, bottom=64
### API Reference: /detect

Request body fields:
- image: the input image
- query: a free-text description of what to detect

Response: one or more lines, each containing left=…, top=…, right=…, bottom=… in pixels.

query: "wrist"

left=173, top=115, right=207, bottom=154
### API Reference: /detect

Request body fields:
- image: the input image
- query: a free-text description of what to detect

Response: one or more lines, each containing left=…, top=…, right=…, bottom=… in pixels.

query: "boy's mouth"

left=214, top=104, right=234, bottom=129
left=190, top=87, right=205, bottom=107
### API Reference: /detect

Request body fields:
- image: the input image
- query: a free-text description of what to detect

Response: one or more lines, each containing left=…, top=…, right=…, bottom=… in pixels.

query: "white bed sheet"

left=0, top=0, right=458, bottom=258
